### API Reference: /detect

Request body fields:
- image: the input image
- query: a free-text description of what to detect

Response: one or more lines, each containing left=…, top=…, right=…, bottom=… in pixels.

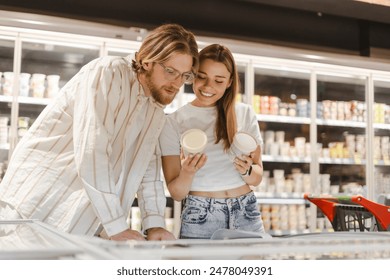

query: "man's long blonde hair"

left=132, top=23, right=199, bottom=74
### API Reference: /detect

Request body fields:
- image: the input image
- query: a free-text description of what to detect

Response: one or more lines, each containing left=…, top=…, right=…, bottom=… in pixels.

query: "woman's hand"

left=162, top=152, right=207, bottom=201
left=234, top=154, right=253, bottom=175
left=181, top=152, right=207, bottom=175
left=233, top=146, right=263, bottom=186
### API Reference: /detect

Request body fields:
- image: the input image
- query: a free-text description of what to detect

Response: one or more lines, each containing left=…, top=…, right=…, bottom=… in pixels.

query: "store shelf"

left=262, top=154, right=310, bottom=163
left=257, top=198, right=307, bottom=205
left=316, top=118, right=366, bottom=128
left=257, top=114, right=311, bottom=124
left=0, top=143, right=10, bottom=150
left=0, top=95, right=51, bottom=106
left=374, top=159, right=390, bottom=166
left=374, top=123, right=390, bottom=130
left=319, top=157, right=366, bottom=165
left=0, top=95, right=12, bottom=103
left=255, top=192, right=308, bottom=205
left=17, top=96, right=51, bottom=106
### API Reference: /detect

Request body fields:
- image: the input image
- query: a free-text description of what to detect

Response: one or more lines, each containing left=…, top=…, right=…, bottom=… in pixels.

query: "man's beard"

left=145, top=71, right=177, bottom=105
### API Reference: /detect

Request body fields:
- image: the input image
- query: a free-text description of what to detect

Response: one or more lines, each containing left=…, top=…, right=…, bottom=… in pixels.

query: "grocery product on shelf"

left=0, top=117, right=8, bottom=146
left=30, top=73, right=46, bottom=98
left=2, top=72, right=13, bottom=96
left=46, top=74, right=60, bottom=98
left=19, top=73, right=31, bottom=97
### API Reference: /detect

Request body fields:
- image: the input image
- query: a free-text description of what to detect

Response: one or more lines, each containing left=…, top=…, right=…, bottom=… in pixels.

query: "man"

left=0, top=23, right=199, bottom=241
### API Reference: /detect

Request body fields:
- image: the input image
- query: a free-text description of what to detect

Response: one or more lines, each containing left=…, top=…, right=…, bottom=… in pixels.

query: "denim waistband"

left=185, top=191, right=255, bottom=210
left=187, top=190, right=253, bottom=201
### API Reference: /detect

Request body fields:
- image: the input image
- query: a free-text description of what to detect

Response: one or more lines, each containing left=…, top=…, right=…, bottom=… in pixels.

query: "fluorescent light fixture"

left=354, top=0, right=390, bottom=7
left=16, top=19, right=50, bottom=26
left=299, top=54, right=326, bottom=60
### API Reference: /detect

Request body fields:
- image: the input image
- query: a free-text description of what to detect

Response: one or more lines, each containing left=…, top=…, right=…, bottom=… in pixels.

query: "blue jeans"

left=180, top=191, right=265, bottom=239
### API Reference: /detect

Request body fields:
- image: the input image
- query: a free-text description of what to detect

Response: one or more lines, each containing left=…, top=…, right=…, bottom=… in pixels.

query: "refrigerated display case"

left=0, top=11, right=390, bottom=236
left=0, top=219, right=115, bottom=259
left=2, top=219, right=390, bottom=260
left=104, top=232, right=390, bottom=260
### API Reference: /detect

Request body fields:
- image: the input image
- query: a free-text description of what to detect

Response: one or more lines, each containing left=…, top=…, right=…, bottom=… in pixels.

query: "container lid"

left=181, top=129, right=207, bottom=153
left=233, top=132, right=257, bottom=154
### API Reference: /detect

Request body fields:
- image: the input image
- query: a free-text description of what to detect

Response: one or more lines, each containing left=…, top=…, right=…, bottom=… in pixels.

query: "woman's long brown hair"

left=198, top=44, right=240, bottom=150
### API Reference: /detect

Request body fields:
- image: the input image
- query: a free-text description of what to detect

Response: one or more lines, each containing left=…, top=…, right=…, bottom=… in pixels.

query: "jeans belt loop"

left=238, top=196, right=244, bottom=210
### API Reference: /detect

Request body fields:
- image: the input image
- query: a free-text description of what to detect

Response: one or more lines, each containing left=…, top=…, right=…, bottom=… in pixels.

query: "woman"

left=159, top=44, right=265, bottom=239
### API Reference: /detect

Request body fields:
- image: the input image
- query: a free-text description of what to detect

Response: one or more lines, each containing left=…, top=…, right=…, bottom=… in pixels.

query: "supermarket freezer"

left=1, top=219, right=390, bottom=260
left=0, top=219, right=115, bottom=259
left=86, top=230, right=390, bottom=260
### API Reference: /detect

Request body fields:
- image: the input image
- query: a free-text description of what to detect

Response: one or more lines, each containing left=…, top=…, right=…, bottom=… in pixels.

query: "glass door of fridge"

left=253, top=65, right=311, bottom=235
left=373, top=78, right=390, bottom=205
left=315, top=73, right=368, bottom=232
left=316, top=73, right=367, bottom=197
left=0, top=37, right=15, bottom=166
left=17, top=39, right=100, bottom=142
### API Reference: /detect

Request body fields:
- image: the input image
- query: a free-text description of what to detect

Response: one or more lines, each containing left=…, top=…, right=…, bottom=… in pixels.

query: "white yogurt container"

left=47, top=75, right=60, bottom=98
left=19, top=73, right=31, bottom=97
left=31, top=73, right=46, bottom=98
left=228, top=132, right=257, bottom=161
left=180, top=129, right=207, bottom=156
left=3, top=72, right=14, bottom=96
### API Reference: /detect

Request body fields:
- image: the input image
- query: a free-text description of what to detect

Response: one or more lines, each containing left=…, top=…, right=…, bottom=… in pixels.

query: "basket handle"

left=351, top=195, right=390, bottom=231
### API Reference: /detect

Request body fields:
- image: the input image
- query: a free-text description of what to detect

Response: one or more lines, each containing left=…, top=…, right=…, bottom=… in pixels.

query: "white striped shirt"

left=0, top=54, right=167, bottom=237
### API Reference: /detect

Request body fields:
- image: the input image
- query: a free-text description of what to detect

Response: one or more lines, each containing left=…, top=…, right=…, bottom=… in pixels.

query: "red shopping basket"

left=304, top=194, right=390, bottom=232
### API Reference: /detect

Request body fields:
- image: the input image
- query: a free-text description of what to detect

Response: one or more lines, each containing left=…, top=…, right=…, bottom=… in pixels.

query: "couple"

left=0, top=23, right=264, bottom=241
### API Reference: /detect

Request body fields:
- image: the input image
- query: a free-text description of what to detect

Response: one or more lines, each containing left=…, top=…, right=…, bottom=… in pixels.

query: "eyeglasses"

left=158, top=63, right=195, bottom=85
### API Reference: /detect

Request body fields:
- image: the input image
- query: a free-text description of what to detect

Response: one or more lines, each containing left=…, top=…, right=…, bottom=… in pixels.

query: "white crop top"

left=159, top=102, right=263, bottom=192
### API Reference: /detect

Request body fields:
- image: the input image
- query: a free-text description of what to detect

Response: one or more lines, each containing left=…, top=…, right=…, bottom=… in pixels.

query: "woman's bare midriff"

left=189, top=184, right=251, bottom=199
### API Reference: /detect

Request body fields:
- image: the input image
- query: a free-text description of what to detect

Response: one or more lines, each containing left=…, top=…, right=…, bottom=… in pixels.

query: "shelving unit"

left=1, top=12, right=389, bottom=236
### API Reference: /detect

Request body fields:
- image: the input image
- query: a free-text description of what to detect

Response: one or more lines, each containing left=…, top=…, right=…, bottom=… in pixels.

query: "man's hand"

left=110, top=229, right=146, bottom=241
left=146, top=227, right=176, bottom=241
